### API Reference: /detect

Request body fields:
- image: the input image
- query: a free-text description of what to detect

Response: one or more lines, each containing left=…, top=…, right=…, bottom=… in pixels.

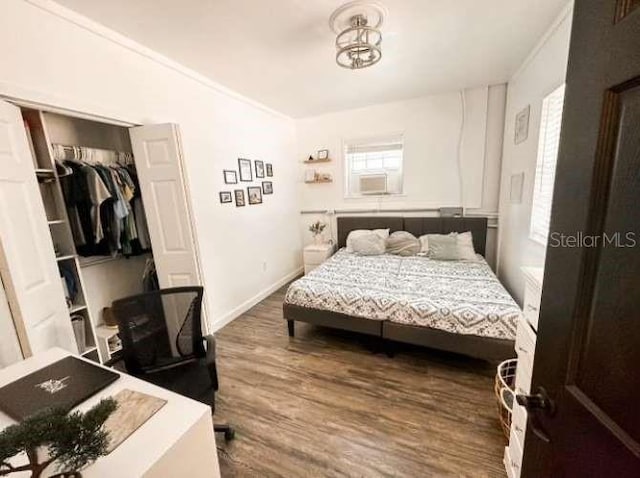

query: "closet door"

left=129, top=124, right=205, bottom=327
left=0, top=100, right=77, bottom=356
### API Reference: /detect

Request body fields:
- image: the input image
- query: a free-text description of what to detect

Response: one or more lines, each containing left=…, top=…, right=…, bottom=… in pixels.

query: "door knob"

left=516, top=386, right=556, bottom=414
left=516, top=386, right=555, bottom=443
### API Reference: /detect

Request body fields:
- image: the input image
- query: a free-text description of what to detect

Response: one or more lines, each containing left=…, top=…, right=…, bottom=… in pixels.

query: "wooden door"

left=520, top=1, right=640, bottom=476
left=129, top=124, right=206, bottom=339
left=0, top=100, right=77, bottom=356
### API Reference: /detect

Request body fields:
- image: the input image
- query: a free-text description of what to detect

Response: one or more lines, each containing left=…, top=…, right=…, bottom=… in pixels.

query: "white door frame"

left=0, top=94, right=210, bottom=333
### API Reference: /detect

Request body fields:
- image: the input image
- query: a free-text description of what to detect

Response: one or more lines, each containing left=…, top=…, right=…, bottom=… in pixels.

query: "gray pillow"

left=427, top=234, right=461, bottom=260
left=386, top=231, right=420, bottom=256
left=349, top=231, right=386, bottom=255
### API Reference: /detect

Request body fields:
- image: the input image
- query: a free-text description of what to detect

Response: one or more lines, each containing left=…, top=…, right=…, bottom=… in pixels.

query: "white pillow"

left=346, top=229, right=389, bottom=252
left=347, top=231, right=386, bottom=255
left=418, top=235, right=429, bottom=255
left=457, top=231, right=478, bottom=261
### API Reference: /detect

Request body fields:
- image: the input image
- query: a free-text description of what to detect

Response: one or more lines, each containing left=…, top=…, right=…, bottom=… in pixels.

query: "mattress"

left=284, top=249, right=520, bottom=340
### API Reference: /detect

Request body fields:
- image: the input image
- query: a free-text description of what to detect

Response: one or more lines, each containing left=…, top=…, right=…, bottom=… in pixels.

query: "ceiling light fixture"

left=329, top=1, right=387, bottom=70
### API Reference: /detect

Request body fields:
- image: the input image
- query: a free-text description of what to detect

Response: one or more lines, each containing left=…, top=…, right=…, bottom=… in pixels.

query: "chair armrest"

left=203, top=334, right=219, bottom=391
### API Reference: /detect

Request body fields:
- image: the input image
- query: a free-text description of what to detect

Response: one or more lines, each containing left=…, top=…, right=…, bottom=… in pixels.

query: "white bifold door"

left=129, top=124, right=206, bottom=342
left=0, top=100, right=77, bottom=356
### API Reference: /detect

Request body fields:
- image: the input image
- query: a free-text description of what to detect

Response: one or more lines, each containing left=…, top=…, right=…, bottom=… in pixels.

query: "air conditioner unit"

left=359, top=174, right=387, bottom=195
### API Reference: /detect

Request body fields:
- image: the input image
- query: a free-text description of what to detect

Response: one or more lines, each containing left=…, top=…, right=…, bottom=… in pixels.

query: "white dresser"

left=504, top=267, right=543, bottom=478
left=303, top=243, right=334, bottom=274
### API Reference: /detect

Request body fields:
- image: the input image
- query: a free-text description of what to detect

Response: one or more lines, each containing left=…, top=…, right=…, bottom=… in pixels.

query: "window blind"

left=530, top=84, right=565, bottom=244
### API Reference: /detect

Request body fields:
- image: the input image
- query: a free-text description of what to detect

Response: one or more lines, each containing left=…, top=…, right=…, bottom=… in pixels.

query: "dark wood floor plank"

left=214, top=285, right=507, bottom=477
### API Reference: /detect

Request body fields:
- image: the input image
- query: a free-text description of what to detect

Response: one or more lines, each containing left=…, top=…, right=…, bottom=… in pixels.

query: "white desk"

left=0, top=348, right=221, bottom=478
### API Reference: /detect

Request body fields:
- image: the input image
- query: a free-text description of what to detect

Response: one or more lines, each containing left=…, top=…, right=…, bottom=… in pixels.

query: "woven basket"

left=495, top=358, right=517, bottom=440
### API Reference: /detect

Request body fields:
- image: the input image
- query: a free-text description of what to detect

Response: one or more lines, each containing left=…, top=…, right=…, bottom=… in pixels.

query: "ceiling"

left=54, top=0, right=568, bottom=118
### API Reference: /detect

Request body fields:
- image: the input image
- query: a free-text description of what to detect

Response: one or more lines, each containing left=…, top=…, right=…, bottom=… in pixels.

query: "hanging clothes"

left=52, top=144, right=151, bottom=258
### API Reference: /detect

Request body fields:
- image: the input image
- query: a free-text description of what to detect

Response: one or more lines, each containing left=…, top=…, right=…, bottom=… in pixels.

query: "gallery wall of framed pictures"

left=219, top=158, right=274, bottom=207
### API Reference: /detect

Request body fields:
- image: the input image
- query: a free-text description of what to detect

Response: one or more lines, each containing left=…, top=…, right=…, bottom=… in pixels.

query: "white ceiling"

left=54, top=0, right=568, bottom=118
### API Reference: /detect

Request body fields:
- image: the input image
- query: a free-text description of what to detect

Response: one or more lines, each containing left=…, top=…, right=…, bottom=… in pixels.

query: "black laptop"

left=0, top=356, right=120, bottom=421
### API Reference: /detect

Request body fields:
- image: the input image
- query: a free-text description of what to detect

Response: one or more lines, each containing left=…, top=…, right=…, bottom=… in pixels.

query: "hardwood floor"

left=214, top=284, right=507, bottom=477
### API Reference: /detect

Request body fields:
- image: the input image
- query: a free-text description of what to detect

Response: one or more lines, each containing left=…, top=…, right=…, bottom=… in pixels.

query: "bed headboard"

left=336, top=216, right=488, bottom=256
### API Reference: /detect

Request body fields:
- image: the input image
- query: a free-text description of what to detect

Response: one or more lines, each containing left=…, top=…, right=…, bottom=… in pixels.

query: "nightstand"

left=303, top=243, right=334, bottom=274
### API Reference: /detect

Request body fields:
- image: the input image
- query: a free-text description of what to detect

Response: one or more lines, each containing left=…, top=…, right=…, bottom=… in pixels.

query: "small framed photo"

left=223, top=170, right=237, bottom=184
left=262, top=181, right=273, bottom=195
left=255, top=160, right=265, bottom=178
left=514, top=105, right=530, bottom=144
left=317, top=149, right=329, bottom=160
left=238, top=158, right=252, bottom=182
left=234, top=189, right=245, bottom=207
left=247, top=186, right=262, bottom=205
left=219, top=191, right=232, bottom=203
left=266, top=163, right=273, bottom=177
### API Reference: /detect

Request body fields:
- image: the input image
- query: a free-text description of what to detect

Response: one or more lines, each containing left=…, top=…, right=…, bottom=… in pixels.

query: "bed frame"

left=283, top=216, right=515, bottom=362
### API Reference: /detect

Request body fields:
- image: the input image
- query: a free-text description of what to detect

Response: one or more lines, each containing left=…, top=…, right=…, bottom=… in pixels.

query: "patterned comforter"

left=285, top=250, right=520, bottom=340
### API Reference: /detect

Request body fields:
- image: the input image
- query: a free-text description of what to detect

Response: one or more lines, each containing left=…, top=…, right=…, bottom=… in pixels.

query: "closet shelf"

left=69, top=304, right=87, bottom=313
left=79, top=251, right=151, bottom=268
left=48, top=219, right=66, bottom=225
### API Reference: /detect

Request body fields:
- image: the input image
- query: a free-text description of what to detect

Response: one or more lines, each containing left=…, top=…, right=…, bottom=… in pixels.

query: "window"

left=344, top=135, right=404, bottom=197
left=530, top=84, right=566, bottom=244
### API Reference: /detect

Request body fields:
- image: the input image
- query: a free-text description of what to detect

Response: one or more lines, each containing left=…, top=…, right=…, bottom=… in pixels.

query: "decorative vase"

left=313, top=234, right=323, bottom=245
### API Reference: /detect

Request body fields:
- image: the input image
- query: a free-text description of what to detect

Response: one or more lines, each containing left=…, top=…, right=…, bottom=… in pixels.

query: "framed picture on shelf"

left=266, top=163, right=273, bottom=177
left=219, top=191, right=232, bottom=203
left=238, top=158, right=252, bottom=182
left=317, top=149, right=329, bottom=160
left=247, top=186, right=262, bottom=205
left=262, top=181, right=273, bottom=195
left=255, top=160, right=265, bottom=178
left=234, top=189, right=245, bottom=207
left=223, top=170, right=237, bottom=184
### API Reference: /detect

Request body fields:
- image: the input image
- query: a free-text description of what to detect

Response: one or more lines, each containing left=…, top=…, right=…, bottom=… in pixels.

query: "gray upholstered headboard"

left=336, top=216, right=488, bottom=256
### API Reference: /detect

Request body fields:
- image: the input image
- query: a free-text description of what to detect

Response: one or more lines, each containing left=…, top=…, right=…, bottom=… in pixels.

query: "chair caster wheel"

left=224, top=428, right=235, bottom=441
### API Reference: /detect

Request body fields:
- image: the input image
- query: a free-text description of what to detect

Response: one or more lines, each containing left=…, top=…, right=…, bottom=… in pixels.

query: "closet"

left=0, top=99, right=203, bottom=364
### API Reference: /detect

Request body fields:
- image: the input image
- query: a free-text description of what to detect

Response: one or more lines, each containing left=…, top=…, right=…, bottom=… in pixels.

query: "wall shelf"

left=304, top=158, right=331, bottom=164
left=305, top=179, right=333, bottom=184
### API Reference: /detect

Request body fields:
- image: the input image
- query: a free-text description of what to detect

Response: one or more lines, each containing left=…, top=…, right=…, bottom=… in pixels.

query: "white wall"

left=1, top=0, right=302, bottom=331
left=296, top=85, right=507, bottom=267
left=497, top=4, right=573, bottom=303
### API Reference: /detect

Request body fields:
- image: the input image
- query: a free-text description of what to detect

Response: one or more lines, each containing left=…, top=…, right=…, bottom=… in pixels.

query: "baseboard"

left=209, top=267, right=303, bottom=332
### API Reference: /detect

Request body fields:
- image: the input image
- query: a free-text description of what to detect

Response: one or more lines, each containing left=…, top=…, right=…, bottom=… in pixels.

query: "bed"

left=283, top=217, right=520, bottom=361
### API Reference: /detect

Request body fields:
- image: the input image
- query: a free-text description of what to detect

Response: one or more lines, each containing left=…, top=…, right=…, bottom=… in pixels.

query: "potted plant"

left=309, top=221, right=327, bottom=245
left=0, top=398, right=117, bottom=478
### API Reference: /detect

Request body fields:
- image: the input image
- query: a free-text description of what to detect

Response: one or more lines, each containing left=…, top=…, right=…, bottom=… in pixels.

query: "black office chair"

left=111, top=286, right=234, bottom=440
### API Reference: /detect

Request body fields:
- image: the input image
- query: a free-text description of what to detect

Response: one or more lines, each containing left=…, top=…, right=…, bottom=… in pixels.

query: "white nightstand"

left=304, top=243, right=334, bottom=274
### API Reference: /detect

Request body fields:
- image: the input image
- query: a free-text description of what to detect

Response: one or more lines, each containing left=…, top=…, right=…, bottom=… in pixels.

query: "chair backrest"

left=111, top=286, right=205, bottom=374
